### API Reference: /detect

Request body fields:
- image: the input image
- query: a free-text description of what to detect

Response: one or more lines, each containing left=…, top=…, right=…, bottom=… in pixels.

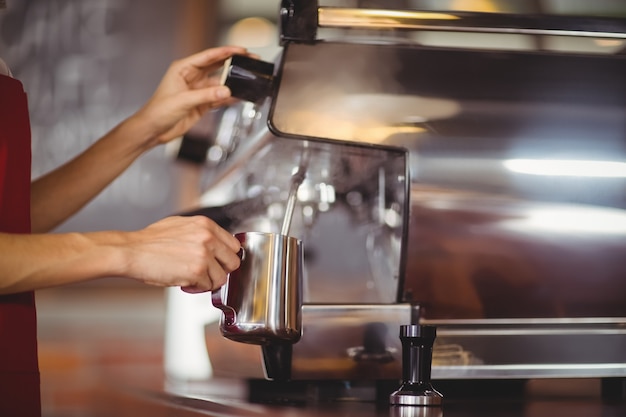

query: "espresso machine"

left=165, top=0, right=626, bottom=401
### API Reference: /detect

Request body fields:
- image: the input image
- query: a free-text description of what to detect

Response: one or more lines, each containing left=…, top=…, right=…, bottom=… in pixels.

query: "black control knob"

left=221, top=54, right=275, bottom=103
left=279, top=0, right=318, bottom=44
left=390, top=324, right=443, bottom=406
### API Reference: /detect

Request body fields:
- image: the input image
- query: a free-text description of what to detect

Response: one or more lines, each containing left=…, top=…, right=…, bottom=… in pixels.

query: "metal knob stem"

left=390, top=325, right=443, bottom=407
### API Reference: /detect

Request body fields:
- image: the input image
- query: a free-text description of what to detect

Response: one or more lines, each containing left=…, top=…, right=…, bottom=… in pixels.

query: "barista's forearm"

left=0, top=231, right=127, bottom=294
left=30, top=116, right=153, bottom=233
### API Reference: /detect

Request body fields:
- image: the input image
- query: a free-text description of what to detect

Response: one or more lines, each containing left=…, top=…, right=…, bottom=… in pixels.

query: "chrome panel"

left=433, top=363, right=626, bottom=379
left=429, top=318, right=626, bottom=379
left=317, top=8, right=626, bottom=39
left=269, top=41, right=626, bottom=320
left=205, top=304, right=416, bottom=381
left=174, top=13, right=626, bottom=383
left=196, top=102, right=410, bottom=305
left=205, top=306, right=626, bottom=381
left=291, top=304, right=416, bottom=380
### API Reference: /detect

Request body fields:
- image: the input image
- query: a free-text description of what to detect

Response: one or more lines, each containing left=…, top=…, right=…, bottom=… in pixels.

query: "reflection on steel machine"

left=165, top=0, right=626, bottom=403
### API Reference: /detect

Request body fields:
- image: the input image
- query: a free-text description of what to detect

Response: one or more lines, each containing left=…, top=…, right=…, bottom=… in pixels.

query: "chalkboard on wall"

left=0, top=0, right=181, bottom=232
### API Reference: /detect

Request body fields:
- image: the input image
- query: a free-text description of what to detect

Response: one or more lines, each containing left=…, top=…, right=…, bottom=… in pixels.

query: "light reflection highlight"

left=503, top=207, right=626, bottom=235
left=503, top=159, right=626, bottom=178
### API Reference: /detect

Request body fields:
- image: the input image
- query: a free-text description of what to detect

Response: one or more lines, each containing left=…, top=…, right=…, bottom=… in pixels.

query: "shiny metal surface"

left=205, top=304, right=416, bottom=380
left=212, top=232, right=303, bottom=345
left=292, top=304, right=415, bottom=380
left=170, top=10, right=626, bottom=383
left=317, top=7, right=626, bottom=39
left=389, top=392, right=443, bottom=406
left=198, top=101, right=409, bottom=304
left=280, top=145, right=309, bottom=236
left=405, top=188, right=626, bottom=319
left=269, top=41, right=626, bottom=321
left=319, top=9, right=460, bottom=31
left=428, top=318, right=626, bottom=379
left=205, top=310, right=626, bottom=380
left=390, top=405, right=444, bottom=417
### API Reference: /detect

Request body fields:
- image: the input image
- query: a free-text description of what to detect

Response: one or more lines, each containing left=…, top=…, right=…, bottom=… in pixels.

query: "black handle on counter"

left=390, top=324, right=443, bottom=407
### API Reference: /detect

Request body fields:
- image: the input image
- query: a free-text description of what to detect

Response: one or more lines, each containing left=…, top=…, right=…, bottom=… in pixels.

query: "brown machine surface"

left=403, top=186, right=626, bottom=320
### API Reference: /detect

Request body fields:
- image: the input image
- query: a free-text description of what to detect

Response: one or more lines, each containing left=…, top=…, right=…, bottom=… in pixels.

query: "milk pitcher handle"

left=211, top=246, right=245, bottom=326
left=212, top=284, right=237, bottom=326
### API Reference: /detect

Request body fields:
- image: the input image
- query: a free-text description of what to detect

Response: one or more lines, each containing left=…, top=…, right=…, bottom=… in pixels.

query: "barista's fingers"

left=181, top=284, right=208, bottom=294
left=214, top=228, right=243, bottom=253
left=175, top=223, right=239, bottom=294
left=179, top=251, right=239, bottom=295
left=180, top=267, right=216, bottom=294
left=205, top=256, right=230, bottom=289
left=215, top=244, right=242, bottom=274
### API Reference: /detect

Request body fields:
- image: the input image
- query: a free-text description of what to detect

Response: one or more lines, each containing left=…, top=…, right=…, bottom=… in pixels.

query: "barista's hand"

left=122, top=215, right=241, bottom=293
left=131, top=45, right=251, bottom=147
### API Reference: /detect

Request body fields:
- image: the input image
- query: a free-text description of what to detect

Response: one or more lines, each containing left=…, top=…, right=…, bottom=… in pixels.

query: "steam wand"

left=262, top=143, right=310, bottom=382
left=280, top=143, right=310, bottom=236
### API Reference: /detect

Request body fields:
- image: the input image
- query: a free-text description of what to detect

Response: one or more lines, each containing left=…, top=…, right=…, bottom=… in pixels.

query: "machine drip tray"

left=247, top=378, right=626, bottom=405
left=246, top=379, right=534, bottom=405
left=246, top=379, right=399, bottom=405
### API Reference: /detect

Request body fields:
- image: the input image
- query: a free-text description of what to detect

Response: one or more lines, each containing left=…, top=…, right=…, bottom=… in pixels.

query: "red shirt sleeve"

left=0, top=73, right=42, bottom=417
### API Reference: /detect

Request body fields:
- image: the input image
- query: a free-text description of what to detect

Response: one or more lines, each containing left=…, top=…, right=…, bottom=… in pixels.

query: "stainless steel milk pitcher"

left=212, top=231, right=303, bottom=345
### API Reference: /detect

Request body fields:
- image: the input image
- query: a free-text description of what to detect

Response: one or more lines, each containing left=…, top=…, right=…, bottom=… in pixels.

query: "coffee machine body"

left=166, top=3, right=626, bottom=387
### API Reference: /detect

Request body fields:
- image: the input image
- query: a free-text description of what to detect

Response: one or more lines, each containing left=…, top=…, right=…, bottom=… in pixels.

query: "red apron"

left=0, top=74, right=41, bottom=416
